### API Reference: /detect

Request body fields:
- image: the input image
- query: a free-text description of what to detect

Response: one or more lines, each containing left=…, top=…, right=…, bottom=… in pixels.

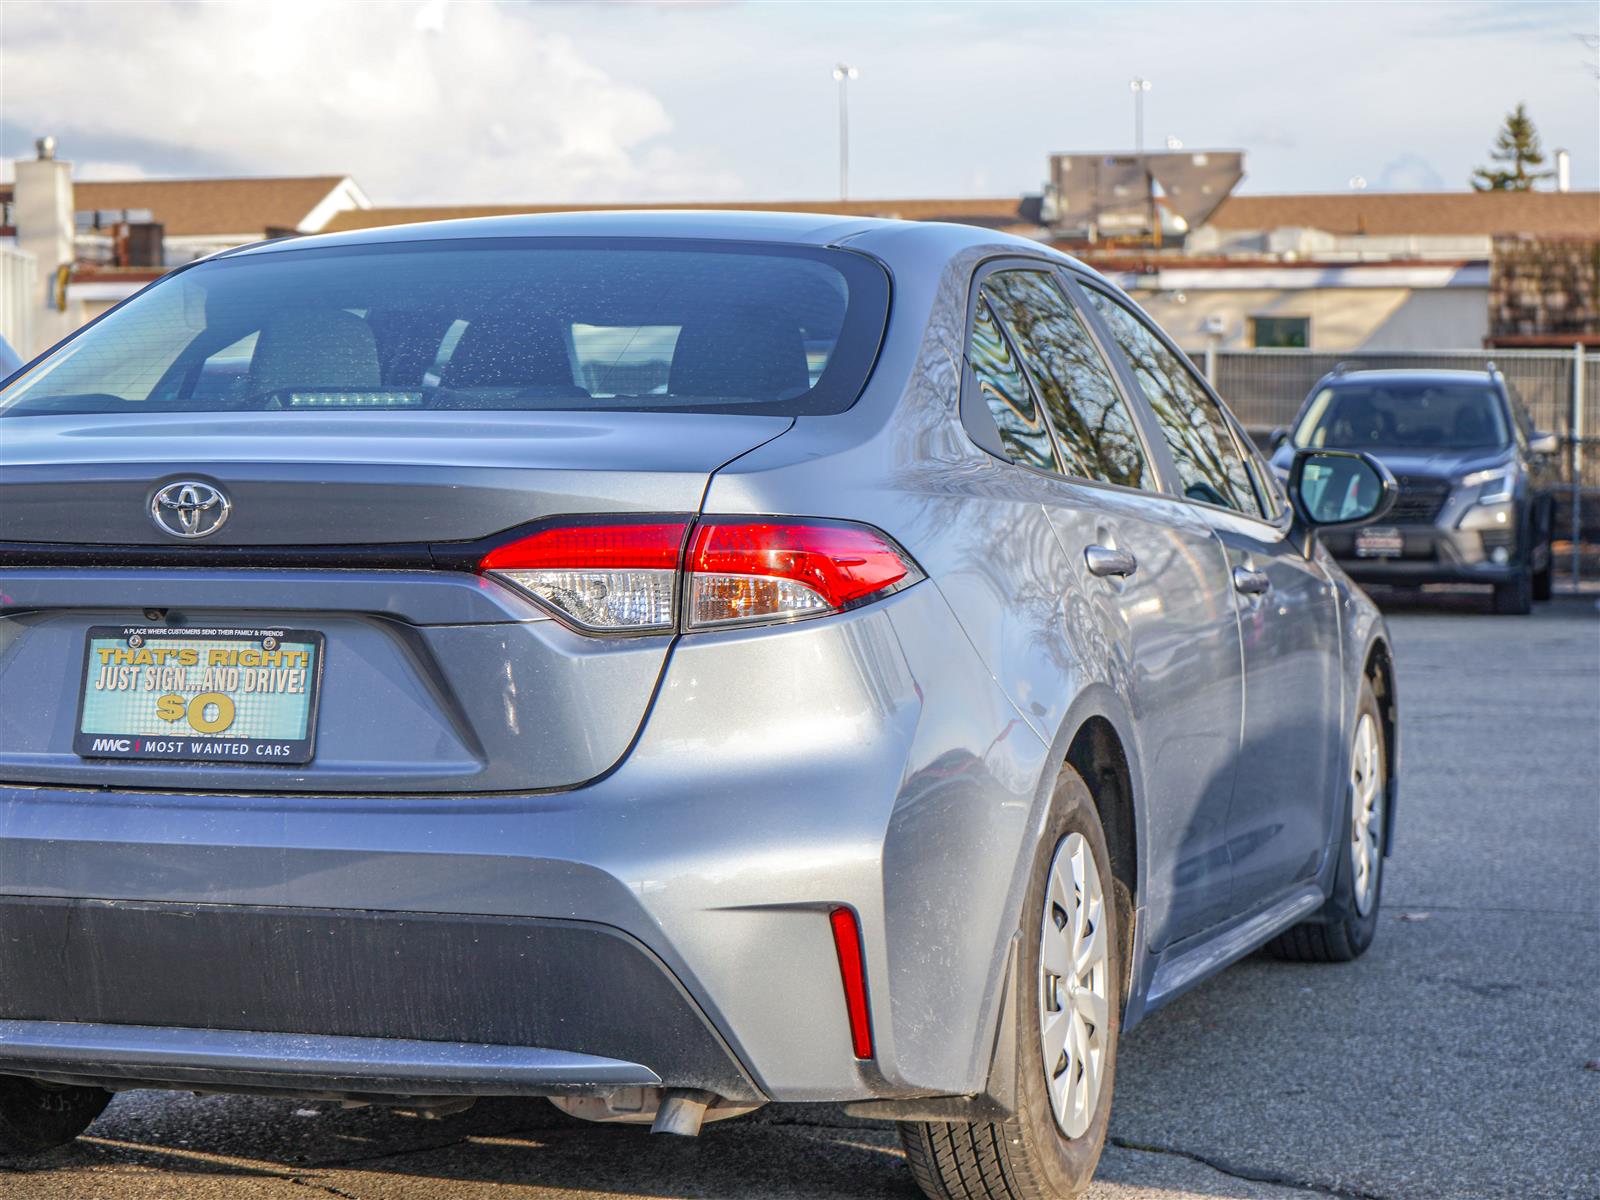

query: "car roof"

left=218, top=208, right=1090, bottom=274
left=1318, top=368, right=1497, bottom=387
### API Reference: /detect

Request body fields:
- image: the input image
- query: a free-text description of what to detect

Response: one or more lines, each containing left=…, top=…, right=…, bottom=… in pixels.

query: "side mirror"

left=1529, top=431, right=1559, bottom=456
left=1269, top=427, right=1290, bottom=451
left=1287, top=449, right=1397, bottom=552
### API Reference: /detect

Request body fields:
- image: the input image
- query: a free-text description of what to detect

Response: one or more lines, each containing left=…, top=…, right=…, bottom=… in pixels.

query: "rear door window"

left=966, top=298, right=1060, bottom=472
left=982, top=271, right=1150, bottom=490
left=1086, top=289, right=1262, bottom=515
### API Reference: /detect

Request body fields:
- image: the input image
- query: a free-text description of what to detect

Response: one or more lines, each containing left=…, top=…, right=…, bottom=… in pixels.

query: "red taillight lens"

left=477, top=516, right=919, bottom=634
left=479, top=520, right=687, bottom=632
left=829, top=906, right=874, bottom=1059
left=687, top=519, right=920, bottom=629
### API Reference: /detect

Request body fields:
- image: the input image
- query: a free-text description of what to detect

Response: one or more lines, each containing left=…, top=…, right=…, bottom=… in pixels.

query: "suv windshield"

left=0, top=237, right=889, bottom=419
left=1293, top=381, right=1510, bottom=452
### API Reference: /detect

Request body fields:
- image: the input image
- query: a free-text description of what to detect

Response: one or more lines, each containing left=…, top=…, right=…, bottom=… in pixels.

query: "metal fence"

left=0, top=243, right=36, bottom=360
left=1207, top=347, right=1600, bottom=488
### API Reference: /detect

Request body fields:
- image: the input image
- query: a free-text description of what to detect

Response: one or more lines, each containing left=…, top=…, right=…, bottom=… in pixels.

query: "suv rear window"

left=0, top=238, right=889, bottom=419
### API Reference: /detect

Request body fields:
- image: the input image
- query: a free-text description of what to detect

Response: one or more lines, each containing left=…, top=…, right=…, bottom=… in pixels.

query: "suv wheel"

left=1267, top=681, right=1386, bottom=962
left=1532, top=556, right=1553, bottom=602
left=900, top=767, right=1121, bottom=1200
left=1493, top=567, right=1533, bottom=615
left=0, top=1077, right=111, bottom=1158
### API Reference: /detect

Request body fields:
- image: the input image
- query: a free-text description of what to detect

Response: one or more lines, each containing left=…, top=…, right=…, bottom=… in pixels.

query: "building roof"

left=1206, top=190, right=1600, bottom=237
left=320, top=197, right=1034, bottom=235
left=0, top=175, right=355, bottom=236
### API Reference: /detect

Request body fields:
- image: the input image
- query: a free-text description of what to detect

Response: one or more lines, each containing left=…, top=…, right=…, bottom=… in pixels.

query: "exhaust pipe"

left=650, top=1088, right=715, bottom=1137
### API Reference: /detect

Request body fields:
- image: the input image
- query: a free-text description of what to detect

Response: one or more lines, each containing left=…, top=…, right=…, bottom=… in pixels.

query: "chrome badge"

left=150, top=481, right=231, bottom=539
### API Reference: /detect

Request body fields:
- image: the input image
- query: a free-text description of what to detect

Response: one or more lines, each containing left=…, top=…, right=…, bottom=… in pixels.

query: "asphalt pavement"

left=6, top=590, right=1597, bottom=1200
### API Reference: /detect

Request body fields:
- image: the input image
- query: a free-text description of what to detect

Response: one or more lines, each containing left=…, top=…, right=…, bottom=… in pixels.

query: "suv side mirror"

left=1269, top=427, right=1290, bottom=451
left=1529, top=431, right=1559, bottom=456
left=1287, top=449, right=1397, bottom=552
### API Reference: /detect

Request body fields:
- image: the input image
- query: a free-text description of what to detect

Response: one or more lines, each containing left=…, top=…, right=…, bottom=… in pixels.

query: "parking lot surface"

left=6, top=592, right=1597, bottom=1200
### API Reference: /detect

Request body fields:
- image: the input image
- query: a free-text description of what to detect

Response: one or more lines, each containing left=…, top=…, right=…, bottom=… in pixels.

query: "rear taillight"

left=478, top=516, right=920, bottom=635
left=479, top=521, right=687, bottom=632
left=687, top=519, right=919, bottom=629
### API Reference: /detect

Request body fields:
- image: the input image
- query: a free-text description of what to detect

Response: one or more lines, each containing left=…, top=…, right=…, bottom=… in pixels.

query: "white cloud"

left=1, top=0, right=741, bottom=202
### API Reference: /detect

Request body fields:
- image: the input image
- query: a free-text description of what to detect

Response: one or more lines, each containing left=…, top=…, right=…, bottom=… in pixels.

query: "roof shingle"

left=1205, top=190, right=1600, bottom=237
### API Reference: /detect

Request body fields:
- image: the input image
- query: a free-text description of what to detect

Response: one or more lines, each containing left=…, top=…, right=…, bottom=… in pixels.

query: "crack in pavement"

left=1110, top=1137, right=1392, bottom=1200
left=288, top=1177, right=362, bottom=1200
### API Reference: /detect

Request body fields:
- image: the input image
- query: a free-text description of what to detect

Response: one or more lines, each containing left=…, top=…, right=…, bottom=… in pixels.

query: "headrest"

left=250, top=308, right=380, bottom=395
left=669, top=308, right=810, bottom=401
left=443, top=316, right=575, bottom=389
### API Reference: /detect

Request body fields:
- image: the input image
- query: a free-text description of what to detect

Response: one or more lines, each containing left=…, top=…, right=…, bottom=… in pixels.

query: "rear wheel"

left=900, top=768, right=1121, bottom=1199
left=1267, top=681, right=1386, bottom=963
left=0, top=1077, right=111, bottom=1158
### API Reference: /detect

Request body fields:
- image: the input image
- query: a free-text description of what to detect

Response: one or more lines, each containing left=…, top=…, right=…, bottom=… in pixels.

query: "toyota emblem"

left=151, top=481, right=231, bottom=539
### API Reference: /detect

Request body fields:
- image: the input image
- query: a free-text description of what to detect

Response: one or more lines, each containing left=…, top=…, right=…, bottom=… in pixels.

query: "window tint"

left=967, top=297, right=1059, bottom=471
left=1293, top=383, right=1510, bottom=452
left=1, top=239, right=889, bottom=419
left=982, top=271, right=1149, bottom=490
left=1087, top=290, right=1260, bottom=514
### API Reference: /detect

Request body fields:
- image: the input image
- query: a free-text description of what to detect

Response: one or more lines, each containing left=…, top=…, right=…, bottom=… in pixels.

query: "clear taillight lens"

left=687, top=519, right=921, bottom=629
left=479, top=521, right=687, bottom=632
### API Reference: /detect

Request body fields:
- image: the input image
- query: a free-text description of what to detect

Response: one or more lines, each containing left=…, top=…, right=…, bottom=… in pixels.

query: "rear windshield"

left=1293, top=381, right=1510, bottom=452
left=0, top=238, right=890, bottom=419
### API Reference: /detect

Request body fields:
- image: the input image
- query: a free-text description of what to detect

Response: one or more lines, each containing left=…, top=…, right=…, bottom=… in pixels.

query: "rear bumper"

left=0, top=898, right=755, bottom=1101
left=0, top=1021, right=660, bottom=1100
left=0, top=584, right=1049, bottom=1106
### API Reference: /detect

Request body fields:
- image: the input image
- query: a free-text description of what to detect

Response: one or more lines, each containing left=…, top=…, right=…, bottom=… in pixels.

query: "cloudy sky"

left=2, top=1, right=1596, bottom=204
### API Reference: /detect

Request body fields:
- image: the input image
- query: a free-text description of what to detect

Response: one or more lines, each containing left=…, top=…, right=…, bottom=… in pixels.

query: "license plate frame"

left=1354, top=526, right=1405, bottom=559
left=74, top=625, right=325, bottom=764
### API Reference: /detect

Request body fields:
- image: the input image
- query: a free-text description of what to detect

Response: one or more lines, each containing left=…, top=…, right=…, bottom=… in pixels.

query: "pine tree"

left=1471, top=103, right=1552, bottom=191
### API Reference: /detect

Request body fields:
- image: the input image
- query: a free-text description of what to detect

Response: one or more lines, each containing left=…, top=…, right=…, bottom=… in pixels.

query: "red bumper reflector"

left=829, top=906, right=874, bottom=1059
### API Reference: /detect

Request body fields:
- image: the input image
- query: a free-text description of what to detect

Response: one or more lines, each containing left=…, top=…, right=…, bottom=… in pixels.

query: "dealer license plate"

left=75, top=626, right=325, bottom=764
left=1354, top=526, right=1404, bottom=559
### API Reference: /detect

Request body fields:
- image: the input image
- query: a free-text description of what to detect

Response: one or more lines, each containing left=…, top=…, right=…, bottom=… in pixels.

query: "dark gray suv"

left=1270, top=367, right=1559, bottom=613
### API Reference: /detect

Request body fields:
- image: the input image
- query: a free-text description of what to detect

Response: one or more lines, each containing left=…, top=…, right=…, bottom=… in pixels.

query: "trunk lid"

left=0, top=410, right=789, bottom=794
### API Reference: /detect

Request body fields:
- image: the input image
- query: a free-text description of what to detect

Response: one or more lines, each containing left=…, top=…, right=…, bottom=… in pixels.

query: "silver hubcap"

left=1350, top=712, right=1384, bottom=916
left=1039, top=832, right=1110, bottom=1139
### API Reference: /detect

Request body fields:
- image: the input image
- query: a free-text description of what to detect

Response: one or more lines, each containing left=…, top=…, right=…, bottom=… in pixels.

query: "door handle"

left=1085, top=545, right=1138, bottom=578
left=1233, top=566, right=1271, bottom=595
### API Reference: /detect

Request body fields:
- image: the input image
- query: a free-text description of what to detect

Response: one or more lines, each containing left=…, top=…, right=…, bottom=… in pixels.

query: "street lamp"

left=833, top=63, right=858, bottom=201
left=1130, top=77, right=1151, bottom=154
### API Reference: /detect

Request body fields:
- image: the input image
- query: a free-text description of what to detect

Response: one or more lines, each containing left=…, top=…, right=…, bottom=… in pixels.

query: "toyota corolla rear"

left=0, top=221, right=1032, bottom=1128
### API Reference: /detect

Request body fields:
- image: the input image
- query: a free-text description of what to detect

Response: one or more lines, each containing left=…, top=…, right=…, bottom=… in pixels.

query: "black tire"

left=1493, top=568, right=1533, bottom=615
left=900, top=767, right=1122, bottom=1200
left=0, top=1077, right=111, bottom=1158
left=1532, top=557, right=1553, bottom=602
left=1267, top=681, right=1386, bottom=963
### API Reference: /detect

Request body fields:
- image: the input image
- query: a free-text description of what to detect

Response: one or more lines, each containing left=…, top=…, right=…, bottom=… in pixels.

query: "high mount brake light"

left=478, top=517, right=921, bottom=635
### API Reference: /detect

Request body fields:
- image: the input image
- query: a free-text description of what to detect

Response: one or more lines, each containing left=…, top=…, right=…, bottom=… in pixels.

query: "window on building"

left=1250, top=316, right=1310, bottom=348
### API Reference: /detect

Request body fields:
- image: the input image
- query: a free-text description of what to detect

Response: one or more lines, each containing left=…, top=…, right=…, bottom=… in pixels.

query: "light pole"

left=833, top=64, right=858, bottom=201
left=1130, top=77, right=1151, bottom=154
